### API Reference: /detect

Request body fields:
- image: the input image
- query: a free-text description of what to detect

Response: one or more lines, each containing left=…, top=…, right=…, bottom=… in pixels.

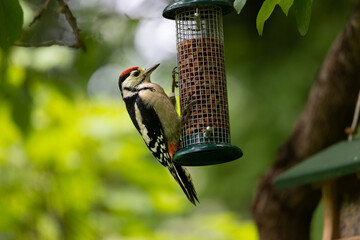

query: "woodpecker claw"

left=172, top=67, right=179, bottom=92
left=181, top=94, right=198, bottom=124
left=170, top=67, right=179, bottom=108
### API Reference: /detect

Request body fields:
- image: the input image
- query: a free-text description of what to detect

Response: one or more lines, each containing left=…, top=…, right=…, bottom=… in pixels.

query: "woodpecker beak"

left=145, top=63, right=160, bottom=75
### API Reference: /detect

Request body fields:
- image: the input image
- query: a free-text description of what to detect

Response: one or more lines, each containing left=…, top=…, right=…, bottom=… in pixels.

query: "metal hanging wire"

left=346, top=90, right=360, bottom=141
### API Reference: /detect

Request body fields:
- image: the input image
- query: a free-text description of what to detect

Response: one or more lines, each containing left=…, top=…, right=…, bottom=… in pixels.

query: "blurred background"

left=0, top=0, right=356, bottom=239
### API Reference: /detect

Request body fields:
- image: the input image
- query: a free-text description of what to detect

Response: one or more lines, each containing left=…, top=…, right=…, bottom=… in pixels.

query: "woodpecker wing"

left=129, top=96, right=170, bottom=166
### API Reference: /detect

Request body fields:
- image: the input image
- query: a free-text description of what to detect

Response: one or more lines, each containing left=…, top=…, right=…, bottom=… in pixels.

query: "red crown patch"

left=120, top=67, right=139, bottom=77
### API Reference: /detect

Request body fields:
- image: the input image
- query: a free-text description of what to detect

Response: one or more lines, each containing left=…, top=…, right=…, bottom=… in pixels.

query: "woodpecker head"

left=118, top=63, right=160, bottom=97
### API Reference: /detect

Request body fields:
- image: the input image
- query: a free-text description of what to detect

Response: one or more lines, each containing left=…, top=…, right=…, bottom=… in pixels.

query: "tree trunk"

left=252, top=0, right=360, bottom=239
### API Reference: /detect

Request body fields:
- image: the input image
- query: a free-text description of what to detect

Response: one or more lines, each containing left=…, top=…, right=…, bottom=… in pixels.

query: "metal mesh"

left=175, top=6, right=230, bottom=148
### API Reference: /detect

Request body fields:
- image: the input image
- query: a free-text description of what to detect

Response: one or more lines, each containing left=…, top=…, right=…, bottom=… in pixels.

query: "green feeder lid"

left=275, top=138, right=360, bottom=189
left=163, top=0, right=234, bottom=20
left=173, top=143, right=243, bottom=166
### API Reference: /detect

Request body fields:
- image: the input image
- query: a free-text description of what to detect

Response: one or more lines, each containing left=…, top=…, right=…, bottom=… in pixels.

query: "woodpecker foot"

left=170, top=66, right=179, bottom=108
left=169, top=92, right=177, bottom=109
left=181, top=96, right=198, bottom=124
left=172, top=67, right=178, bottom=92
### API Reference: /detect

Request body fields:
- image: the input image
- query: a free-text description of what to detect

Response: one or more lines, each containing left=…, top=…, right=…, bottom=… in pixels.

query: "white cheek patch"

left=124, top=75, right=145, bottom=87
left=134, top=103, right=151, bottom=144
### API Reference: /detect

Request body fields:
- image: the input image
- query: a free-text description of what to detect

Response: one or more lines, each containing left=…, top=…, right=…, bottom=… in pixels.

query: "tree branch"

left=18, top=0, right=86, bottom=51
left=28, top=0, right=51, bottom=27
left=56, top=0, right=86, bottom=52
left=252, top=0, right=360, bottom=239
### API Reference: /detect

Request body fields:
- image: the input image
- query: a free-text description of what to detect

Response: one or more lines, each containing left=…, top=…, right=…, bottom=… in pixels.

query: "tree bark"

left=338, top=175, right=360, bottom=238
left=252, top=0, right=360, bottom=239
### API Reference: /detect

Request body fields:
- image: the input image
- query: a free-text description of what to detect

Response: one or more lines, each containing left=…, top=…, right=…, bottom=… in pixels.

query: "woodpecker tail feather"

left=168, top=162, right=199, bottom=205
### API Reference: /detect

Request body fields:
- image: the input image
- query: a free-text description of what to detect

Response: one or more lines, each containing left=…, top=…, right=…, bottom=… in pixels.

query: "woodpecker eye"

left=133, top=71, right=140, bottom=77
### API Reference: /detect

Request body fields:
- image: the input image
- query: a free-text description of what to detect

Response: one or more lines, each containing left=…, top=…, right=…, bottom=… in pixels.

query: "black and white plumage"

left=118, top=64, right=198, bottom=205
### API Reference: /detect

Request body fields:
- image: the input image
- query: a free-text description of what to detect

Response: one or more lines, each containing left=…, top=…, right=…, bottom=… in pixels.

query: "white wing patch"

left=134, top=102, right=170, bottom=166
left=134, top=103, right=151, bottom=145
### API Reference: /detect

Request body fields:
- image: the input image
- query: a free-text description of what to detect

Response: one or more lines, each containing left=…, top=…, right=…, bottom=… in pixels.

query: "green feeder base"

left=173, top=143, right=243, bottom=166
left=275, top=138, right=360, bottom=190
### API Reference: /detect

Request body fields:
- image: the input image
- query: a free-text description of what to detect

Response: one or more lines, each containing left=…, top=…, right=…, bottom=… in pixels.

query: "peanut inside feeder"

left=163, top=1, right=242, bottom=166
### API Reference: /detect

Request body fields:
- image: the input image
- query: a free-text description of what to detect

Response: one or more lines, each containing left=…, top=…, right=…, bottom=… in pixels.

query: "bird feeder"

left=163, top=0, right=242, bottom=166
left=275, top=140, right=360, bottom=240
left=275, top=92, right=360, bottom=240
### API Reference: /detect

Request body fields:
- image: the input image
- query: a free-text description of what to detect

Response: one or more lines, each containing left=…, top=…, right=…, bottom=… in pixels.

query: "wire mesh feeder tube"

left=167, top=5, right=242, bottom=166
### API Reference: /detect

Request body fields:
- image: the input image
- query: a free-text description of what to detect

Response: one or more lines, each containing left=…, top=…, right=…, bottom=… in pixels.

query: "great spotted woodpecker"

left=118, top=63, right=198, bottom=205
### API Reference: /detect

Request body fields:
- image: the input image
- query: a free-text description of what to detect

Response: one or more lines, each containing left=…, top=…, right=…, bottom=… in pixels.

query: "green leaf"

left=0, top=0, right=23, bottom=51
left=234, top=0, right=247, bottom=14
left=279, top=0, right=294, bottom=16
left=294, top=0, right=312, bottom=36
left=256, top=0, right=280, bottom=36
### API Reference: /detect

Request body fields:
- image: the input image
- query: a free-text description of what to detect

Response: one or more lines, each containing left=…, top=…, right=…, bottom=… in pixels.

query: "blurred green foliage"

left=0, top=0, right=23, bottom=51
left=0, top=0, right=357, bottom=239
left=254, top=0, right=312, bottom=36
